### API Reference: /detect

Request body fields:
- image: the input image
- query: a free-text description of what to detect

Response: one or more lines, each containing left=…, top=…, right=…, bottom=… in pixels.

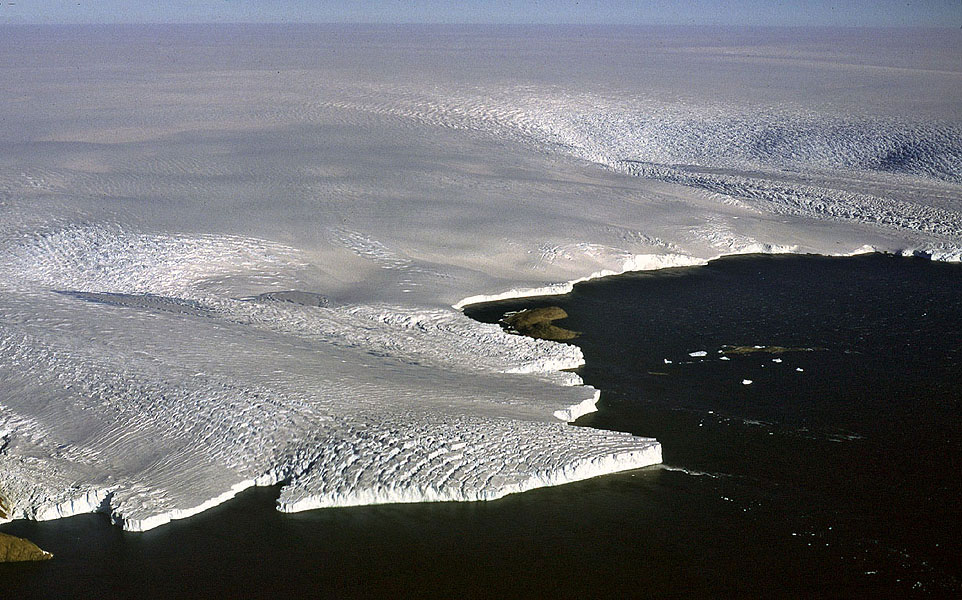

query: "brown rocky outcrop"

left=503, top=306, right=579, bottom=341
left=0, top=532, right=53, bottom=562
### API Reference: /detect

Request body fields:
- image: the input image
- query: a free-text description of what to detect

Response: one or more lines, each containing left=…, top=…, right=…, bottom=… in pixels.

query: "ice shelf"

left=0, top=25, right=960, bottom=530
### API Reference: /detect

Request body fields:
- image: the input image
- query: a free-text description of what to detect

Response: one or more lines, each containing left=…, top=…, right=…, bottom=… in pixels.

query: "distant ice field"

left=0, top=25, right=960, bottom=530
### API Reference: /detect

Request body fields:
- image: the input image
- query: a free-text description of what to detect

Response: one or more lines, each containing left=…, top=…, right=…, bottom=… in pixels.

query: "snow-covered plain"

left=1, top=25, right=960, bottom=530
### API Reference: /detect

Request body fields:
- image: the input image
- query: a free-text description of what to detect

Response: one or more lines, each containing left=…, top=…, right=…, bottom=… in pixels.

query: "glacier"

left=0, top=24, right=960, bottom=531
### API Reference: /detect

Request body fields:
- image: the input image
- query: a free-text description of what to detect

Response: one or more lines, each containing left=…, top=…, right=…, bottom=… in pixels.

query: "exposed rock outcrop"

left=503, top=306, right=579, bottom=341
left=0, top=532, right=53, bottom=562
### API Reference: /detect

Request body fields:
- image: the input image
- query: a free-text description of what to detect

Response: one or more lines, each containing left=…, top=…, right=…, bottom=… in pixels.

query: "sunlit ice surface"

left=0, top=24, right=959, bottom=530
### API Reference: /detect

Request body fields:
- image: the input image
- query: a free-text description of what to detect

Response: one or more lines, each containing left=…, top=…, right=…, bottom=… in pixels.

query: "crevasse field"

left=1, top=25, right=960, bottom=532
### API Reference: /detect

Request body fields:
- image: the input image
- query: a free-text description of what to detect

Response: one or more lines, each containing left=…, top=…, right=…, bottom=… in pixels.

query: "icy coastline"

left=1, top=25, right=960, bottom=531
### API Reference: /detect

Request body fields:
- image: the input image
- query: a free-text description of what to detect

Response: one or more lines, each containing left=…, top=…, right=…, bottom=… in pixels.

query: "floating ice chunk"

left=796, top=367, right=805, bottom=372
left=664, top=358, right=672, bottom=364
left=772, top=358, right=782, bottom=363
left=742, top=379, right=753, bottom=385
left=720, top=356, right=730, bottom=361
left=689, top=351, right=708, bottom=357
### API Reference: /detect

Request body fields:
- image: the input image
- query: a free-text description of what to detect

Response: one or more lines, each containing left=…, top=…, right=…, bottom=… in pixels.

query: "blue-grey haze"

left=1, top=0, right=960, bottom=27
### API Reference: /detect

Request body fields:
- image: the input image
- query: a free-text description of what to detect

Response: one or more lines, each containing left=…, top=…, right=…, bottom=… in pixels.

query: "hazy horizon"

left=1, top=0, right=959, bottom=28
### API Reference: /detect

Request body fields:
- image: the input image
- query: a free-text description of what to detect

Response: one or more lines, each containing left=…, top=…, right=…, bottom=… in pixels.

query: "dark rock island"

left=502, top=306, right=579, bottom=341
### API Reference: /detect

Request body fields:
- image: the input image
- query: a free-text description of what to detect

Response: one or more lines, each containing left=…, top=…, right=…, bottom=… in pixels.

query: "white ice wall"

left=0, top=25, right=959, bottom=530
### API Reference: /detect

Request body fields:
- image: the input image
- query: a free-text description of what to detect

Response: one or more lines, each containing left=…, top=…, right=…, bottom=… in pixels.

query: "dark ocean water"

left=2, top=253, right=961, bottom=598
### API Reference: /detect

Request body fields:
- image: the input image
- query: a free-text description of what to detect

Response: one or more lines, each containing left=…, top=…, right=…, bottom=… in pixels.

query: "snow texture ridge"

left=0, top=25, right=959, bottom=530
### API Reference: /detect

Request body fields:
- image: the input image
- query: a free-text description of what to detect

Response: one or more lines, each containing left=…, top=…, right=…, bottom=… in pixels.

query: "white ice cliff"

left=0, top=25, right=959, bottom=530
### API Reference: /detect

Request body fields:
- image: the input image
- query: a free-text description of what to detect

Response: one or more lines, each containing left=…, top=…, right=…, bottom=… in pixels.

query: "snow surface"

left=0, top=25, right=960, bottom=530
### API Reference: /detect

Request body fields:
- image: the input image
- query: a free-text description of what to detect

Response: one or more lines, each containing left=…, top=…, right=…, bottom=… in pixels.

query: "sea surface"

left=3, top=253, right=961, bottom=598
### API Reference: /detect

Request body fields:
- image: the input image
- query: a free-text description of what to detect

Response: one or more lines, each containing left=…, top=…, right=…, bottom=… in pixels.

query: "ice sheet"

left=0, top=25, right=959, bottom=530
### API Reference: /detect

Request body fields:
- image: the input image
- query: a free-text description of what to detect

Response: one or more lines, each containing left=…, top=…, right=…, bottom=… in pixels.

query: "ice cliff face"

left=0, top=25, right=959, bottom=530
